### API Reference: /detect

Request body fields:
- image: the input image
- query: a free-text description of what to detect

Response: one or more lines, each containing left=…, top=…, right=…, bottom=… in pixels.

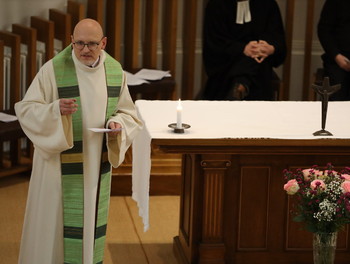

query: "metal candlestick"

left=168, top=123, right=191, bottom=133
left=311, top=77, right=340, bottom=136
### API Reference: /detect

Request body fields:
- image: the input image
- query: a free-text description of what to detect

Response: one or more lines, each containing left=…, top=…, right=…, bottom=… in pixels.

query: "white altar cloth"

left=132, top=100, right=350, bottom=231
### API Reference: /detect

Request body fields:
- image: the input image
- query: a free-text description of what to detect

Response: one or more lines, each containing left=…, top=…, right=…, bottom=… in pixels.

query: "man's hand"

left=255, top=40, right=275, bottom=63
left=244, top=40, right=275, bottom=63
left=108, top=122, right=122, bottom=136
left=244, top=40, right=261, bottom=59
left=59, top=99, right=78, bottom=115
left=335, top=54, right=350, bottom=72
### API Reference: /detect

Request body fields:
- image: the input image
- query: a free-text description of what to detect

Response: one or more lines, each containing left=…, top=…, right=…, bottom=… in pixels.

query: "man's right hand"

left=335, top=54, right=350, bottom=72
left=59, top=98, right=78, bottom=115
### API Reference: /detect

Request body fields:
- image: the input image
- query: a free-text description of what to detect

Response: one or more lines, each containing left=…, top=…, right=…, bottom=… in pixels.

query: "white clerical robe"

left=15, top=50, right=142, bottom=264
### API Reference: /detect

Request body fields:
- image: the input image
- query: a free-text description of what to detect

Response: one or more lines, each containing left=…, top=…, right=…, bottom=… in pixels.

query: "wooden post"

left=87, top=0, right=104, bottom=26
left=0, top=31, right=21, bottom=110
left=124, top=0, right=141, bottom=71
left=12, top=24, right=37, bottom=89
left=281, top=0, right=295, bottom=100
left=302, top=0, right=316, bottom=101
left=0, top=41, right=4, bottom=111
left=105, top=0, right=123, bottom=60
left=162, top=0, right=177, bottom=77
left=49, top=9, right=72, bottom=48
left=143, top=0, right=159, bottom=69
left=67, top=0, right=85, bottom=32
left=181, top=0, right=197, bottom=100
left=31, top=16, right=55, bottom=62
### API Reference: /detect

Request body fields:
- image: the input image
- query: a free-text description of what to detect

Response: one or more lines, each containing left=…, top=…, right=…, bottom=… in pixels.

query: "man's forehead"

left=72, top=34, right=103, bottom=41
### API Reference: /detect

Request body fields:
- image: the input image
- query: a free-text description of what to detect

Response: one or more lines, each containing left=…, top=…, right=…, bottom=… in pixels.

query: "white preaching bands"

left=236, top=0, right=251, bottom=24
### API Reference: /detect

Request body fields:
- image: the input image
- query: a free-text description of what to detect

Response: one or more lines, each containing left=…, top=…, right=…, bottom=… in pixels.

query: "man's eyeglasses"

left=72, top=38, right=104, bottom=51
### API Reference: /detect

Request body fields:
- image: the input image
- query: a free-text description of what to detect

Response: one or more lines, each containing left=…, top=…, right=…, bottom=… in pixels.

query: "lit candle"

left=176, top=99, right=182, bottom=129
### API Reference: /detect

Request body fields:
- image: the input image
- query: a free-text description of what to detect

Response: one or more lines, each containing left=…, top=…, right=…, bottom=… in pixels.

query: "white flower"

left=314, top=199, right=337, bottom=222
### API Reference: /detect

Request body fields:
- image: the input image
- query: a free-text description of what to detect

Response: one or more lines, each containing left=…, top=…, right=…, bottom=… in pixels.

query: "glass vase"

left=313, top=232, right=337, bottom=264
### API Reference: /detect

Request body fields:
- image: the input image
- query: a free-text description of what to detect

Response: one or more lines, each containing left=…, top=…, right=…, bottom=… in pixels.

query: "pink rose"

left=310, top=179, right=326, bottom=191
left=341, top=181, right=350, bottom=193
left=303, top=169, right=323, bottom=180
left=341, top=174, right=350, bottom=181
left=314, top=170, right=323, bottom=178
left=324, top=170, right=337, bottom=176
left=284, top=179, right=300, bottom=195
left=302, top=169, right=313, bottom=180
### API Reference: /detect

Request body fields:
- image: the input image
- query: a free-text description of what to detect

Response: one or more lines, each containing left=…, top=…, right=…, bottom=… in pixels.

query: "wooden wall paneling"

left=124, top=0, right=141, bottom=71
left=87, top=0, right=104, bottom=27
left=143, top=0, right=159, bottom=69
left=181, top=0, right=197, bottom=100
left=30, top=16, right=55, bottom=62
left=0, top=40, right=3, bottom=110
left=49, top=9, right=72, bottom=48
left=67, top=0, right=85, bottom=32
left=238, top=167, right=270, bottom=249
left=281, top=0, right=295, bottom=100
left=198, top=156, right=228, bottom=262
left=302, top=0, right=315, bottom=101
left=105, top=0, right=123, bottom=60
left=162, top=0, right=177, bottom=77
left=0, top=31, right=21, bottom=109
left=12, top=24, right=37, bottom=89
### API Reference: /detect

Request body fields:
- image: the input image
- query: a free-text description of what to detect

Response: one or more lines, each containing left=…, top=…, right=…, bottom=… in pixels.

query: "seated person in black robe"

left=201, top=0, right=286, bottom=100
left=318, top=0, right=350, bottom=101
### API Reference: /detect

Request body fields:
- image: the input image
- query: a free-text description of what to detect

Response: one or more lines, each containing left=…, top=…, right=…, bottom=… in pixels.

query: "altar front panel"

left=171, top=149, right=350, bottom=264
left=132, top=100, right=350, bottom=264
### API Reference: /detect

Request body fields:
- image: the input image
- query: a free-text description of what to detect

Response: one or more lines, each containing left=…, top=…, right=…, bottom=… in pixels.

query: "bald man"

left=15, top=19, right=143, bottom=264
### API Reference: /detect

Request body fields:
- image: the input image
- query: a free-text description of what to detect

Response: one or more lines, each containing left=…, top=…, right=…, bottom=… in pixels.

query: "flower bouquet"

left=283, top=163, right=350, bottom=264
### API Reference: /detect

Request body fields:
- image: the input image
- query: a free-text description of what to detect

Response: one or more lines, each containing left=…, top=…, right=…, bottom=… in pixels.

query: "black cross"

left=311, top=77, right=341, bottom=136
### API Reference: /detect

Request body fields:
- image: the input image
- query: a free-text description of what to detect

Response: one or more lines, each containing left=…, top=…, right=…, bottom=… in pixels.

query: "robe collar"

left=236, top=0, right=251, bottom=24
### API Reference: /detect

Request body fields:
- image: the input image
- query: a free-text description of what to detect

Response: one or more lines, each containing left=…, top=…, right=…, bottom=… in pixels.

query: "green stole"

left=53, top=46, right=122, bottom=264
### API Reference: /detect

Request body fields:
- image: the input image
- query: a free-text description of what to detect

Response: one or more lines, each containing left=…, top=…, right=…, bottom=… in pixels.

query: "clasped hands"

left=59, top=98, right=122, bottom=135
left=244, top=40, right=275, bottom=63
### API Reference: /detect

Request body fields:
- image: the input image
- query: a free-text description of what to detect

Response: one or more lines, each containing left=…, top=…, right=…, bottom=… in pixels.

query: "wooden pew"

left=0, top=41, right=3, bottom=111
left=0, top=31, right=21, bottom=109
left=49, top=9, right=72, bottom=48
left=30, top=16, right=55, bottom=62
left=12, top=24, right=37, bottom=158
left=12, top=24, right=37, bottom=91
left=0, top=31, right=31, bottom=177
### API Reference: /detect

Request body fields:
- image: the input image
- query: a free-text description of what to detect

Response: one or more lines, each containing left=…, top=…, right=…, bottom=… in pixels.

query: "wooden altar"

left=132, top=100, right=350, bottom=264
left=152, top=138, right=350, bottom=264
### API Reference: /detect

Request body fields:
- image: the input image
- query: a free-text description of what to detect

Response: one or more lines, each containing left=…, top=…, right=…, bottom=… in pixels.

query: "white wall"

left=0, top=0, right=68, bottom=31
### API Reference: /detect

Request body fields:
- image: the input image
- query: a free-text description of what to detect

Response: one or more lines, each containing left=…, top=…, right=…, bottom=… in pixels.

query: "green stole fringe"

left=53, top=46, right=122, bottom=264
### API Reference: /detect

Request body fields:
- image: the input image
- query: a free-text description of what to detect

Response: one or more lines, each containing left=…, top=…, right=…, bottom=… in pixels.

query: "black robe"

left=202, top=0, right=286, bottom=100
left=318, top=0, right=350, bottom=100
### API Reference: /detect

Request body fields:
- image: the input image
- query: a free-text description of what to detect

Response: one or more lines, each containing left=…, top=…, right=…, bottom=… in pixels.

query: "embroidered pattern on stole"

left=53, top=46, right=122, bottom=264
